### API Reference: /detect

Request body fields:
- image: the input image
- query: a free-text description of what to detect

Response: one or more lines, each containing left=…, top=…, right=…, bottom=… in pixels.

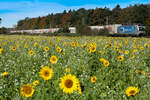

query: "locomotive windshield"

left=138, top=26, right=145, bottom=31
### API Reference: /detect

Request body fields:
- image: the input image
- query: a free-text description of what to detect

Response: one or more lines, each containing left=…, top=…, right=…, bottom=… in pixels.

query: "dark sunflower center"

left=23, top=86, right=32, bottom=94
left=52, top=58, right=56, bottom=61
left=91, top=47, right=95, bottom=50
left=105, top=62, right=108, bottom=65
left=119, top=57, right=122, bottom=60
left=129, top=90, right=135, bottom=95
left=44, top=71, right=50, bottom=77
left=93, top=78, right=96, bottom=81
left=65, top=79, right=73, bottom=88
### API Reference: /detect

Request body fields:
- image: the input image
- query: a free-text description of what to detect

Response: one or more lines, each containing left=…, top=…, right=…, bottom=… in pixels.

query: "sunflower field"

left=0, top=35, right=150, bottom=100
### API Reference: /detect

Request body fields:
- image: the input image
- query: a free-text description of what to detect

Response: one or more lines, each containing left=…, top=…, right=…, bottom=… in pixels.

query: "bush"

left=0, top=27, right=8, bottom=34
left=57, top=28, right=70, bottom=33
left=76, top=25, right=93, bottom=35
left=98, top=28, right=109, bottom=36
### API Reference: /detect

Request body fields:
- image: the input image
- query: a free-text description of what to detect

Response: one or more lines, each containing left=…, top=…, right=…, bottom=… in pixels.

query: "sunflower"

left=103, top=60, right=109, bottom=67
left=126, top=86, right=139, bottom=97
left=88, top=48, right=92, bottom=53
left=33, top=80, right=39, bottom=86
left=11, top=46, right=16, bottom=51
left=28, top=50, right=34, bottom=56
left=1, top=72, right=8, bottom=77
left=59, top=74, right=79, bottom=94
left=44, top=46, right=49, bottom=52
left=0, top=48, right=3, bottom=54
left=91, top=76, right=97, bottom=83
left=56, top=47, right=62, bottom=53
left=65, top=68, right=70, bottom=73
left=24, top=44, right=28, bottom=49
left=21, top=84, right=34, bottom=98
left=130, top=54, right=134, bottom=59
left=50, top=56, right=58, bottom=64
left=99, top=58, right=106, bottom=63
left=133, top=49, right=138, bottom=53
left=89, top=45, right=96, bottom=52
left=39, top=66, right=53, bottom=80
left=125, top=50, right=129, bottom=55
left=118, top=55, right=124, bottom=62
left=135, top=70, right=139, bottom=74
left=99, top=51, right=104, bottom=55
left=140, top=47, right=144, bottom=50
left=141, top=70, right=146, bottom=75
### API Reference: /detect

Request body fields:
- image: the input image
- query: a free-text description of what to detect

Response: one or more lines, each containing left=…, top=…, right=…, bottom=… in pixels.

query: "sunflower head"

left=91, top=76, right=97, bottom=83
left=65, top=68, right=70, bottom=73
left=118, top=55, right=124, bottom=62
left=44, top=46, right=49, bottom=52
left=1, top=72, right=8, bottom=77
left=56, top=47, right=62, bottom=53
left=99, top=58, right=106, bottom=63
left=28, top=50, right=34, bottom=56
left=50, top=56, right=58, bottom=64
left=0, top=48, right=3, bottom=54
left=135, top=70, right=139, bottom=74
left=12, top=46, right=16, bottom=51
left=21, top=84, right=34, bottom=98
left=33, top=80, right=39, bottom=86
left=39, top=66, right=53, bottom=80
left=89, top=45, right=96, bottom=52
left=103, top=60, right=109, bottom=67
left=125, top=50, right=129, bottom=54
left=126, top=86, right=139, bottom=97
left=59, top=74, right=79, bottom=94
left=130, top=54, right=134, bottom=59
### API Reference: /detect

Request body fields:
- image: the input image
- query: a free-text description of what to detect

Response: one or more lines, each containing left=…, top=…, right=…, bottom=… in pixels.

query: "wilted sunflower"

left=44, top=46, right=49, bottom=52
left=91, top=76, right=97, bottom=83
left=28, top=50, right=34, bottom=56
left=21, top=84, right=34, bottom=98
left=126, top=86, right=139, bottom=97
left=59, top=74, right=79, bottom=94
left=118, top=55, right=124, bottom=62
left=39, top=66, right=53, bottom=80
left=50, top=56, right=58, bottom=64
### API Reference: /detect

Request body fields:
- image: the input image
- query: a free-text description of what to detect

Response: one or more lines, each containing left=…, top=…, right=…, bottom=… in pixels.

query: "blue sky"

left=0, top=0, right=149, bottom=28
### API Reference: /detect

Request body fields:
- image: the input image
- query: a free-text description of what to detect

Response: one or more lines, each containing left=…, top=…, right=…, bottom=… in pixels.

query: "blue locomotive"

left=117, top=24, right=145, bottom=36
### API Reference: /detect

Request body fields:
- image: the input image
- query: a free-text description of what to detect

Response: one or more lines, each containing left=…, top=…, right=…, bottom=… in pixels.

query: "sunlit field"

left=0, top=35, right=150, bottom=100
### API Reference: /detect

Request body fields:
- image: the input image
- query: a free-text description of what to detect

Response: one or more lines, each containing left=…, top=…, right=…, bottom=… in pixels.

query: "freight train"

left=10, top=24, right=145, bottom=36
